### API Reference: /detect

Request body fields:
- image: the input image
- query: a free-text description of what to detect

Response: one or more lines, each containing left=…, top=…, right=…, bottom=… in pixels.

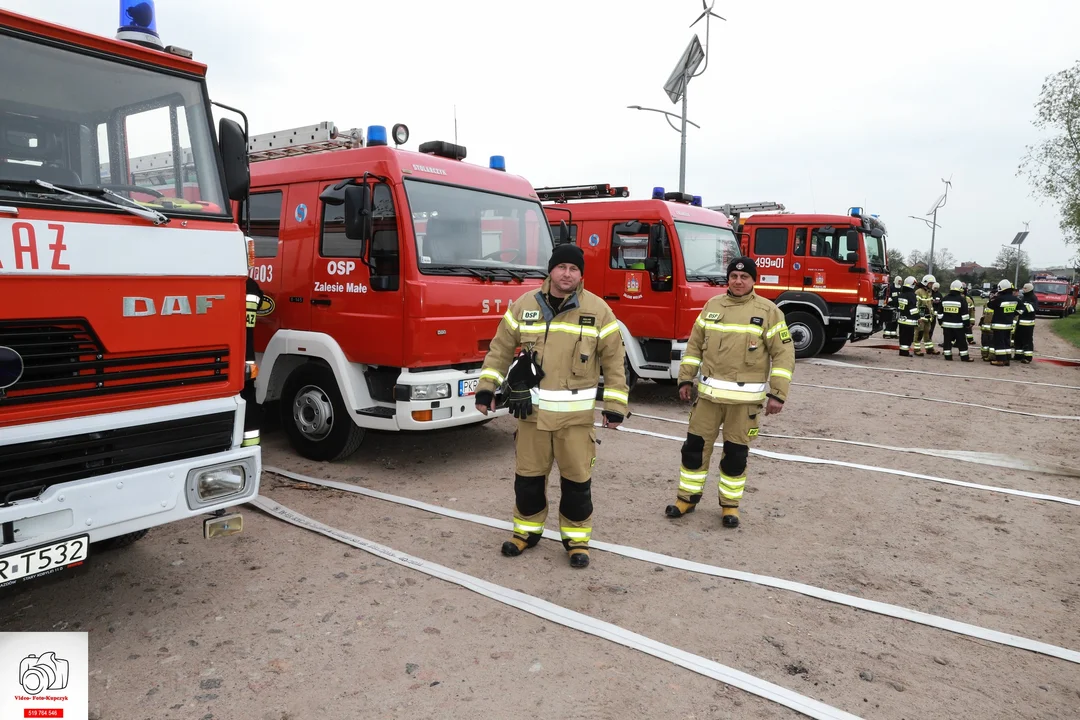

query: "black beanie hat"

left=548, top=243, right=585, bottom=274
left=727, top=256, right=757, bottom=280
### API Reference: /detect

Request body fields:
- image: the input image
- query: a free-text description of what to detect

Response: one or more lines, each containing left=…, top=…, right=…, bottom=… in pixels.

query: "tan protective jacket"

left=477, top=278, right=628, bottom=430
left=678, top=291, right=795, bottom=404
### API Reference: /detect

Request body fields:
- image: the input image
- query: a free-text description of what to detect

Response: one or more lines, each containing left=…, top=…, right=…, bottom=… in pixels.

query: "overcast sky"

left=9, top=0, right=1079, bottom=270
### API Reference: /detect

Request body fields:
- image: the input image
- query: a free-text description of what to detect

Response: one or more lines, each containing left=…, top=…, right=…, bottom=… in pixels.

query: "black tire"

left=820, top=338, right=847, bottom=355
left=280, top=363, right=365, bottom=461
left=784, top=311, right=826, bottom=358
left=93, top=530, right=148, bottom=551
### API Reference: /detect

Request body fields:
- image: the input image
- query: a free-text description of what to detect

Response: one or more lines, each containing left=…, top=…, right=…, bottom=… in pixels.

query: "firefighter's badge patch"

left=580, top=316, right=596, bottom=326
left=522, top=310, right=541, bottom=321
left=750, top=316, right=764, bottom=326
left=704, top=312, right=721, bottom=321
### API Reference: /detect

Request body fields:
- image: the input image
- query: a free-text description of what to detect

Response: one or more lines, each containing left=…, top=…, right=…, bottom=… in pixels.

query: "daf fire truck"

left=0, top=5, right=260, bottom=587
left=537, top=184, right=739, bottom=385
left=243, top=122, right=555, bottom=461
left=720, top=204, right=890, bottom=357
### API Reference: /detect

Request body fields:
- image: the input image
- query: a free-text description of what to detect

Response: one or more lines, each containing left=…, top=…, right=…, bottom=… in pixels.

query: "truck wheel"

left=93, top=530, right=149, bottom=551
left=281, top=364, right=365, bottom=461
left=784, top=311, right=826, bottom=358
left=820, top=338, right=847, bottom=355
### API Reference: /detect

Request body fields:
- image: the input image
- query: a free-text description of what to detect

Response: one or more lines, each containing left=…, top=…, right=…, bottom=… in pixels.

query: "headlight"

left=191, top=465, right=246, bottom=502
left=411, top=383, right=450, bottom=400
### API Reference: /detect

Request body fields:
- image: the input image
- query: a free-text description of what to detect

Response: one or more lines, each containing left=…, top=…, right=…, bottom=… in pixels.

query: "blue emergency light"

left=367, top=125, right=388, bottom=147
left=691, top=195, right=702, bottom=207
left=489, top=155, right=506, bottom=172
left=849, top=206, right=863, bottom=217
left=116, top=0, right=163, bottom=49
left=652, top=186, right=666, bottom=200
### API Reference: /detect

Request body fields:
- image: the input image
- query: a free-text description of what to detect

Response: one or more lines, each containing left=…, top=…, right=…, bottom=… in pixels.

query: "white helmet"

left=950, top=279, right=964, bottom=291
left=893, top=275, right=903, bottom=287
left=922, top=274, right=936, bottom=285
left=1022, top=282, right=1034, bottom=293
left=903, top=276, right=917, bottom=288
left=932, top=282, right=940, bottom=290
left=998, top=279, right=1013, bottom=291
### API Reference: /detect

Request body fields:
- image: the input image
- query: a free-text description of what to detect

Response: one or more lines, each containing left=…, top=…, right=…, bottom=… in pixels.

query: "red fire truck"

left=245, top=123, right=554, bottom=460
left=537, top=184, right=739, bottom=385
left=1030, top=274, right=1077, bottom=317
left=0, top=4, right=260, bottom=586
left=721, top=204, right=891, bottom=357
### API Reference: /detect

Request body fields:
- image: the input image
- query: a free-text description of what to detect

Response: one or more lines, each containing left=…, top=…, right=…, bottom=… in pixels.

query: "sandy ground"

left=3, top=319, right=1079, bottom=720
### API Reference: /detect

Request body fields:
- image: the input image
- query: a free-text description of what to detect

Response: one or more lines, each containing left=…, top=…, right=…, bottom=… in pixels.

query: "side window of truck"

left=241, top=191, right=283, bottom=258
left=810, top=227, right=856, bottom=264
left=610, top=223, right=649, bottom=270
left=548, top=223, right=578, bottom=246
left=794, top=228, right=807, bottom=256
left=754, top=227, right=787, bottom=256
left=321, top=182, right=400, bottom=290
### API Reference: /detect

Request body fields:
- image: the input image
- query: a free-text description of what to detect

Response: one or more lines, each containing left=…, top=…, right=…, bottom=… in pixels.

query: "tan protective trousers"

left=675, top=399, right=761, bottom=509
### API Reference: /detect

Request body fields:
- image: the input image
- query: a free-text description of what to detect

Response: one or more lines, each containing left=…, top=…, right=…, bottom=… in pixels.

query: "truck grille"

left=0, top=411, right=235, bottom=502
left=0, top=318, right=229, bottom=407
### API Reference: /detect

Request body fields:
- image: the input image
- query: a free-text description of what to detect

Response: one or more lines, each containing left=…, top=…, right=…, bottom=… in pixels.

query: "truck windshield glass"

left=675, top=222, right=741, bottom=278
left=1033, top=282, right=1069, bottom=294
left=405, top=180, right=553, bottom=274
left=864, top=233, right=886, bottom=271
left=0, top=32, right=227, bottom=216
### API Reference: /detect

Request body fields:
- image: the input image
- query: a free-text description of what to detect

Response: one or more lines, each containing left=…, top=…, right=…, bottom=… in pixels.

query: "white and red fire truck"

left=0, top=4, right=259, bottom=587
left=242, top=123, right=555, bottom=460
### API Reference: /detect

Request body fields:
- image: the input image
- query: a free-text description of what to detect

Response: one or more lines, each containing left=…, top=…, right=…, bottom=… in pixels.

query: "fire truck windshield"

left=864, top=232, right=886, bottom=272
left=405, top=179, right=553, bottom=276
left=1033, top=282, right=1068, bottom=294
left=675, top=222, right=741, bottom=279
left=0, top=31, right=227, bottom=216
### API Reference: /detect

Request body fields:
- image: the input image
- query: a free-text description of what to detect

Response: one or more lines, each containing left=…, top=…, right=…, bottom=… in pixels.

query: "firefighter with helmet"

left=474, top=244, right=628, bottom=569
left=914, top=274, right=937, bottom=355
left=664, top=257, right=795, bottom=528
left=987, top=279, right=1020, bottom=366
left=938, top=280, right=974, bottom=362
left=980, top=289, right=996, bottom=361
left=883, top=275, right=903, bottom=339
left=896, top=276, right=921, bottom=356
left=1015, top=282, right=1038, bottom=363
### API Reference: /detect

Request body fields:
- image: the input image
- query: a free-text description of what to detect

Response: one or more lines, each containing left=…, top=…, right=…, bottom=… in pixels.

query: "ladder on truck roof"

left=535, top=183, right=630, bottom=203
left=247, top=122, right=364, bottom=162
left=709, top=201, right=786, bottom=217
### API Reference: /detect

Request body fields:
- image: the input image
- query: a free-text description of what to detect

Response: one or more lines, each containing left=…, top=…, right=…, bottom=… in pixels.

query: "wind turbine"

left=688, top=0, right=726, bottom=77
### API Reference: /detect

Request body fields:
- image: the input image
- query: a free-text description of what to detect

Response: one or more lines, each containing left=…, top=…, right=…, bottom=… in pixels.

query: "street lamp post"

left=915, top=178, right=952, bottom=276
left=627, top=104, right=701, bottom=193
left=907, top=215, right=942, bottom=275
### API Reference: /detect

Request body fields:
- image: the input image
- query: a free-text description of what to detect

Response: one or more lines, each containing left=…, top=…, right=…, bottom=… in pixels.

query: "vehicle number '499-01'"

left=0, top=535, right=89, bottom=586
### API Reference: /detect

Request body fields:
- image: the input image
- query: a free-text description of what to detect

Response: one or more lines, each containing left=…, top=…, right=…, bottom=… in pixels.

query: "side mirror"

left=846, top=228, right=859, bottom=243
left=870, top=227, right=884, bottom=239
left=344, top=184, right=372, bottom=243
left=219, top=118, right=250, bottom=201
left=559, top=220, right=570, bottom=246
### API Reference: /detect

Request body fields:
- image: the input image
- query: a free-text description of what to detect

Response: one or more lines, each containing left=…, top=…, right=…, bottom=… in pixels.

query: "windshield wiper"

left=490, top=268, right=524, bottom=283
left=0, top=179, right=168, bottom=225
left=686, top=274, right=725, bottom=286
left=424, top=264, right=497, bottom=281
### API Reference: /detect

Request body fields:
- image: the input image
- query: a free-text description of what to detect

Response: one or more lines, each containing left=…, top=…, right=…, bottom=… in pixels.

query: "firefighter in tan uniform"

left=664, top=258, right=795, bottom=528
left=914, top=274, right=938, bottom=355
left=475, top=244, right=628, bottom=568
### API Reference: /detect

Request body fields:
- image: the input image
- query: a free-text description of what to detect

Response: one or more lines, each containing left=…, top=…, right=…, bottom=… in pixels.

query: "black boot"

left=665, top=499, right=697, bottom=518
left=501, top=533, right=542, bottom=557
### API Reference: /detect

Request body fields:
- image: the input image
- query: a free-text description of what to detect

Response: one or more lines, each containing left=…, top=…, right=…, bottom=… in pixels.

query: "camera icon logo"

left=19, top=652, right=69, bottom=695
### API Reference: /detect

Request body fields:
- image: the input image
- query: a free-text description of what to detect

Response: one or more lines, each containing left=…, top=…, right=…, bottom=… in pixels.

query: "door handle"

left=603, top=294, right=620, bottom=301
left=311, top=298, right=331, bottom=306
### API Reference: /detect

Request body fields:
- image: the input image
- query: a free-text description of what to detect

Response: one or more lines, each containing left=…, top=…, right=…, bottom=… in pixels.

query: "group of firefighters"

left=882, top=274, right=1039, bottom=366
left=474, top=246, right=795, bottom=568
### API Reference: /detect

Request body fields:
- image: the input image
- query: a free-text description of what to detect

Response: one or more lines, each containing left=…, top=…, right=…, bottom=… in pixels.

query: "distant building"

left=954, top=261, right=984, bottom=275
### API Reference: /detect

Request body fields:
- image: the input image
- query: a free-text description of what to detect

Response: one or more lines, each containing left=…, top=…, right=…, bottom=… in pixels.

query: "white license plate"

left=0, top=535, right=89, bottom=586
left=459, top=378, right=479, bottom=397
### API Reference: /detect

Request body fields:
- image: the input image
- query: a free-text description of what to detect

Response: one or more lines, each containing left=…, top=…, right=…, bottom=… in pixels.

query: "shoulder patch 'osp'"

left=522, top=310, right=541, bottom=321
left=704, top=312, right=721, bottom=321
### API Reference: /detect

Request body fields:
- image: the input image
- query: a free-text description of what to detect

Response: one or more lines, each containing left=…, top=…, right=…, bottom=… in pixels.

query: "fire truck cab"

left=0, top=3, right=259, bottom=586
left=246, top=123, right=554, bottom=460
left=723, top=204, right=890, bottom=357
left=538, top=185, right=740, bottom=385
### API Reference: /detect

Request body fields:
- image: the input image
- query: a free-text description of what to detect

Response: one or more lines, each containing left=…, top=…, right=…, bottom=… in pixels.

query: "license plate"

left=459, top=378, right=479, bottom=397
left=0, top=535, right=89, bottom=586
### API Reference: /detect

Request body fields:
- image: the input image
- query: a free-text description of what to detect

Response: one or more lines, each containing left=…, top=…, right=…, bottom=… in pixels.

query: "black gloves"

left=602, top=411, right=624, bottom=425
left=507, top=386, right=534, bottom=419
left=474, top=390, right=494, bottom=409
left=507, top=350, right=544, bottom=388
